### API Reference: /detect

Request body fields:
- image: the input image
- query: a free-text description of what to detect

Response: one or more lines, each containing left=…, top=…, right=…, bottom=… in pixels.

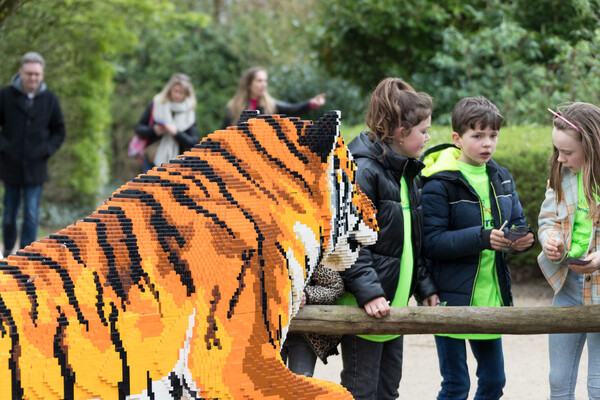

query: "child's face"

left=390, top=115, right=431, bottom=158
left=552, top=127, right=585, bottom=174
left=452, top=123, right=498, bottom=166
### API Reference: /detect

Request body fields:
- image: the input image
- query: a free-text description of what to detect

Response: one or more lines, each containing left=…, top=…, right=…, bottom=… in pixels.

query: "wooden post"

left=288, top=305, right=600, bottom=335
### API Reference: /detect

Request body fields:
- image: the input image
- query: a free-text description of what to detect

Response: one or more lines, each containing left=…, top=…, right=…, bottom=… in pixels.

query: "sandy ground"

left=311, top=281, right=590, bottom=399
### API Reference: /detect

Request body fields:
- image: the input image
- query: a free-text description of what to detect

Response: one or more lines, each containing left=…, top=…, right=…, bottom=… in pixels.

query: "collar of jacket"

left=420, top=142, right=499, bottom=182
left=10, top=72, right=47, bottom=98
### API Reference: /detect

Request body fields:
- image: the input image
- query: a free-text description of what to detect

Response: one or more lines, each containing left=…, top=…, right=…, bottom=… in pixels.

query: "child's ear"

left=451, top=132, right=461, bottom=148
left=395, top=126, right=405, bottom=138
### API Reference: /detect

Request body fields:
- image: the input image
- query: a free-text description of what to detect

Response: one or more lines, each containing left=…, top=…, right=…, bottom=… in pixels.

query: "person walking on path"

left=221, top=66, right=326, bottom=128
left=134, top=73, right=199, bottom=173
left=0, top=52, right=65, bottom=254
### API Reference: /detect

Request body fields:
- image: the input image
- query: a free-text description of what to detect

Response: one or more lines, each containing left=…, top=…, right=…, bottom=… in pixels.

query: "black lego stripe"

left=94, top=222, right=128, bottom=308
left=196, top=140, right=278, bottom=203
left=53, top=306, right=75, bottom=400
left=238, top=124, right=313, bottom=196
left=98, top=207, right=146, bottom=287
left=109, top=302, right=130, bottom=399
left=114, top=189, right=195, bottom=296
left=0, top=293, right=23, bottom=399
left=259, top=115, right=310, bottom=165
left=227, top=249, right=254, bottom=319
left=0, top=259, right=39, bottom=326
left=93, top=271, right=108, bottom=326
left=146, top=371, right=155, bottom=400
left=49, top=235, right=86, bottom=267
left=15, top=251, right=90, bottom=329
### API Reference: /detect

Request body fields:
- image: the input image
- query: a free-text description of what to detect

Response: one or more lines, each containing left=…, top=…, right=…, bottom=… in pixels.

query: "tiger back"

left=0, top=110, right=377, bottom=399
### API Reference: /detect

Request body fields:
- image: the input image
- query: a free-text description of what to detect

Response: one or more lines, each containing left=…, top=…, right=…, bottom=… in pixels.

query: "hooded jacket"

left=0, top=73, right=65, bottom=185
left=421, top=144, right=533, bottom=306
left=340, top=131, right=437, bottom=307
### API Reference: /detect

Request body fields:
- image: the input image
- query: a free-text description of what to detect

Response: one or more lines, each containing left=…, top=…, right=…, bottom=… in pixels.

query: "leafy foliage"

left=316, top=0, right=600, bottom=125
left=0, top=0, right=170, bottom=210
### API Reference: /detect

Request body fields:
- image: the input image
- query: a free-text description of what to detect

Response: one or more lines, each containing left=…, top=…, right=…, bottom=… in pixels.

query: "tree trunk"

left=0, top=0, right=28, bottom=28
left=289, top=305, right=600, bottom=335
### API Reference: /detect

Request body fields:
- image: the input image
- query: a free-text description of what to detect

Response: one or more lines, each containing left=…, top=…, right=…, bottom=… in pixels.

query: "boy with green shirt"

left=421, top=97, right=535, bottom=400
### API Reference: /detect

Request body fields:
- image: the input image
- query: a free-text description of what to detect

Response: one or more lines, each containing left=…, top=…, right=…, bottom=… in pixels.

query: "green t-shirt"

left=438, top=161, right=501, bottom=340
left=568, top=171, right=595, bottom=258
left=337, top=176, right=413, bottom=342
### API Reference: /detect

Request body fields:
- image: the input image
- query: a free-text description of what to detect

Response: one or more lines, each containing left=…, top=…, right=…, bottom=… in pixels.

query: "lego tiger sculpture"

left=0, top=110, right=377, bottom=399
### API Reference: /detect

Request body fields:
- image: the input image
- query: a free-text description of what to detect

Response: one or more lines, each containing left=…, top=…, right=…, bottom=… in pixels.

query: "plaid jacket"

left=538, top=168, right=600, bottom=305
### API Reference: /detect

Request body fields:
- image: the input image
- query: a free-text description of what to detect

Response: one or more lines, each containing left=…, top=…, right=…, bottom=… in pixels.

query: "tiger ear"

left=238, top=109, right=260, bottom=125
left=298, top=110, right=341, bottom=163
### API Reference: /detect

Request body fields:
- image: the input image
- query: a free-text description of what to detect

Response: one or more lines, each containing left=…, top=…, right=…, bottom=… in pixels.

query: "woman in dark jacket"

left=135, top=73, right=199, bottom=173
left=338, top=78, right=438, bottom=400
left=221, top=67, right=326, bottom=128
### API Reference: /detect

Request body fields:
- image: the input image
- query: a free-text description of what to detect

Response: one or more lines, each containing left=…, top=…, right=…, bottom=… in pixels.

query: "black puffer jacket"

left=0, top=74, right=65, bottom=185
left=421, top=144, right=534, bottom=306
left=341, top=131, right=437, bottom=307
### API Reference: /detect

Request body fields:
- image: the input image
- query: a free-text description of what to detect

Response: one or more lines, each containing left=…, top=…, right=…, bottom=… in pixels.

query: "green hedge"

left=341, top=124, right=553, bottom=282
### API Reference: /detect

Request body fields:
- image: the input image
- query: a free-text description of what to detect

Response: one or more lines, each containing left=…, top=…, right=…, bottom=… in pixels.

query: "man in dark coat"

left=0, top=52, right=65, bottom=254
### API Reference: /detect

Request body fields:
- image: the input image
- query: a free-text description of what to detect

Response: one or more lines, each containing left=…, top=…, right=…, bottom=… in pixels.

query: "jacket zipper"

left=458, top=177, right=483, bottom=306
left=489, top=183, right=505, bottom=306
left=462, top=178, right=504, bottom=306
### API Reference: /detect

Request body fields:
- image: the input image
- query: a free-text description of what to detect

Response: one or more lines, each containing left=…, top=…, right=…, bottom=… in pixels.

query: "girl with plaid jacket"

left=538, top=102, right=600, bottom=400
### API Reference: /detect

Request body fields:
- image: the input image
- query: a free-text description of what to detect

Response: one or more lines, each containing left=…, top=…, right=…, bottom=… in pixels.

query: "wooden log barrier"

left=288, top=305, right=600, bottom=335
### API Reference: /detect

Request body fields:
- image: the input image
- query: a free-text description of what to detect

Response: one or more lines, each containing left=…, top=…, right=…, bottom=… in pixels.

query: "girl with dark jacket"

left=338, top=77, right=439, bottom=400
left=221, top=67, right=326, bottom=128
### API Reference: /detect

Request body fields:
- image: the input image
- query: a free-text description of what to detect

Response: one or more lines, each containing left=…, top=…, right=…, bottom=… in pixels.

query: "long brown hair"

left=548, top=102, right=600, bottom=218
left=227, top=67, right=276, bottom=125
left=365, top=77, right=433, bottom=155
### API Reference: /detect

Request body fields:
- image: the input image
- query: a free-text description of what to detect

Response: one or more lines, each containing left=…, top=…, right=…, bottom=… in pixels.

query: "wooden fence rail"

left=288, top=305, right=600, bottom=335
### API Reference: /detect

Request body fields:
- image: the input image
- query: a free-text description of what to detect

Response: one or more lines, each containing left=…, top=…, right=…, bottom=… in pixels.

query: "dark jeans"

left=280, top=333, right=318, bottom=377
left=2, top=182, right=43, bottom=253
left=340, top=334, right=404, bottom=400
left=434, top=336, right=505, bottom=400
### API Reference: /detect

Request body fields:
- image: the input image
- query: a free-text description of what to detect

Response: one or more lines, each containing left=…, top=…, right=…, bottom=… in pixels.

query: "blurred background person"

left=135, top=73, right=199, bottom=173
left=0, top=52, right=65, bottom=255
left=222, top=66, right=326, bottom=128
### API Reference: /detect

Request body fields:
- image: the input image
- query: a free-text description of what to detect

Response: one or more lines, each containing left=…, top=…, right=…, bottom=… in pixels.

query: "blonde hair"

left=227, top=67, right=276, bottom=125
left=156, top=73, right=197, bottom=109
left=365, top=77, right=433, bottom=155
left=548, top=102, right=600, bottom=218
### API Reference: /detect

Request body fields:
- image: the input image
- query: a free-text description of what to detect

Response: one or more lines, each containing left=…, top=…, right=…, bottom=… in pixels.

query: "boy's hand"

left=543, top=238, right=565, bottom=261
left=509, top=232, right=534, bottom=251
left=364, top=296, right=390, bottom=318
left=490, top=229, right=511, bottom=251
